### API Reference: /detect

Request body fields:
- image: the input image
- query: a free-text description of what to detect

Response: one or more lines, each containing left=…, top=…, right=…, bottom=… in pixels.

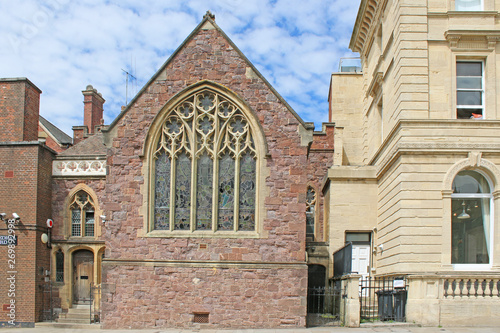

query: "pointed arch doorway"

left=72, top=249, right=94, bottom=304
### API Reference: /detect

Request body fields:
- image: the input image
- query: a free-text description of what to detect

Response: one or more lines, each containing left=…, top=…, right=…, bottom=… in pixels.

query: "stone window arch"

left=148, top=85, right=265, bottom=235
left=69, top=190, right=96, bottom=237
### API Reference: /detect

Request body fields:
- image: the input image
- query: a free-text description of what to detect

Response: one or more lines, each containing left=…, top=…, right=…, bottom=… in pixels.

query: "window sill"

left=146, top=230, right=260, bottom=239
left=452, top=263, right=492, bottom=271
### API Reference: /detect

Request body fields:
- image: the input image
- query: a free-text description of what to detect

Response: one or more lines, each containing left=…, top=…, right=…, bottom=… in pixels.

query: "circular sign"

left=46, top=219, right=53, bottom=228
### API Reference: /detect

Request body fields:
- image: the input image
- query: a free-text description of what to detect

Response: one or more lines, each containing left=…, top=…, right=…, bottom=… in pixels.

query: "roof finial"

left=204, top=10, right=215, bottom=21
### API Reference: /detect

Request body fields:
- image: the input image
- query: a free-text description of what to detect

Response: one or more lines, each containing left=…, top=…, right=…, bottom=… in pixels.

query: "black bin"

left=375, top=290, right=393, bottom=321
left=393, top=289, right=407, bottom=322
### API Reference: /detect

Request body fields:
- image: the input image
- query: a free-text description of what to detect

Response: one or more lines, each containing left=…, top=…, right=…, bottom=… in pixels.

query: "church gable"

left=100, top=13, right=333, bottom=329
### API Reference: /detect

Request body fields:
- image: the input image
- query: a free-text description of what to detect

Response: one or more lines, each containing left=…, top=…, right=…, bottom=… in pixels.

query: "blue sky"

left=0, top=0, right=360, bottom=135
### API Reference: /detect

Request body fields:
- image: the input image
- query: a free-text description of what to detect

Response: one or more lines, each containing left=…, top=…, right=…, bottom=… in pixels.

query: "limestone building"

left=327, top=0, right=500, bottom=326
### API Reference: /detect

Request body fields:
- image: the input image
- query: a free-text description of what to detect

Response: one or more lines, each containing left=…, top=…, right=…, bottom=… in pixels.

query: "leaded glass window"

left=306, top=187, right=316, bottom=240
left=55, top=249, right=64, bottom=282
left=70, top=190, right=96, bottom=237
left=152, top=89, right=257, bottom=232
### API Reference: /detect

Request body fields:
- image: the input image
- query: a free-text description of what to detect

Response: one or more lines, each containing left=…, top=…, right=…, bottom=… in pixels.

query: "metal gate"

left=359, top=276, right=407, bottom=322
left=306, top=279, right=342, bottom=326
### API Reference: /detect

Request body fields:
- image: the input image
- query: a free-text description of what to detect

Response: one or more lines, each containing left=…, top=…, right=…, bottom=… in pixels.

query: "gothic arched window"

left=152, top=89, right=257, bottom=233
left=55, top=249, right=64, bottom=282
left=306, top=187, right=316, bottom=240
left=70, top=190, right=95, bottom=237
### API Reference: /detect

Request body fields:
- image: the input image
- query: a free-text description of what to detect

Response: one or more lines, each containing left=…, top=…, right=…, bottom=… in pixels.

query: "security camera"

left=12, top=213, right=20, bottom=220
left=100, top=215, right=106, bottom=223
left=0, top=213, right=6, bottom=220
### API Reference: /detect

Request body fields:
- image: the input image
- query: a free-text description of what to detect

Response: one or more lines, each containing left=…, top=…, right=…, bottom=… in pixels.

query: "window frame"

left=69, top=190, right=96, bottom=238
left=451, top=170, right=494, bottom=271
left=147, top=86, right=264, bottom=238
left=456, top=60, right=485, bottom=119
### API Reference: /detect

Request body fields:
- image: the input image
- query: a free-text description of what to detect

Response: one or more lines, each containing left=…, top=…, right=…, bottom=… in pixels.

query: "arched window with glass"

left=151, top=88, right=258, bottom=233
left=70, top=190, right=96, bottom=237
left=306, top=187, right=316, bottom=241
left=451, top=170, right=493, bottom=266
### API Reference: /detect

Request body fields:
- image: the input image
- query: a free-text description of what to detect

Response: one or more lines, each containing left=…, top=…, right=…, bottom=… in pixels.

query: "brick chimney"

left=73, top=85, right=105, bottom=144
left=0, top=78, right=41, bottom=142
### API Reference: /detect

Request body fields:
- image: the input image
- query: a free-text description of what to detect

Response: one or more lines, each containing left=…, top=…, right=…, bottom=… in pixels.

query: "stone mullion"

left=169, top=139, right=177, bottom=232
left=189, top=97, right=200, bottom=232
left=212, top=95, right=221, bottom=232
left=234, top=141, right=241, bottom=232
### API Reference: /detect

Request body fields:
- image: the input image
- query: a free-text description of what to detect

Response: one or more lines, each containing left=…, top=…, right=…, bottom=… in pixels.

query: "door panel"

left=73, top=250, right=94, bottom=303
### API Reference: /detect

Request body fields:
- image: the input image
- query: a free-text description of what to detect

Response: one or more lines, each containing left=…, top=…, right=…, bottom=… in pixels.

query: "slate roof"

left=39, top=116, right=73, bottom=145
left=57, top=131, right=107, bottom=157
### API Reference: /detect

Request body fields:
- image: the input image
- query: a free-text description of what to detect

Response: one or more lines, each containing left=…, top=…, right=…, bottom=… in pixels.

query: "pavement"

left=2, top=324, right=500, bottom=333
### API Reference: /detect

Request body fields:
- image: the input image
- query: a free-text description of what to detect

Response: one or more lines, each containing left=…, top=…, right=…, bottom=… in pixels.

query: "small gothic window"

left=70, top=191, right=96, bottom=237
left=55, top=249, right=64, bottom=282
left=306, top=187, right=316, bottom=240
left=153, top=89, right=257, bottom=232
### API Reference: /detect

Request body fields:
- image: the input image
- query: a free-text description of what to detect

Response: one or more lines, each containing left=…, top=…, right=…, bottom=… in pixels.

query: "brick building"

left=0, top=13, right=334, bottom=328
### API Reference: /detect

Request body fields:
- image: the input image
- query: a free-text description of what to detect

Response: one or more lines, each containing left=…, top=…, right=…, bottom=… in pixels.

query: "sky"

left=0, top=0, right=361, bottom=136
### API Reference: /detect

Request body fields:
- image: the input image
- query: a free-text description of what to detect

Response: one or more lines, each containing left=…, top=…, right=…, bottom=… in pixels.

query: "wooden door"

left=73, top=250, right=94, bottom=303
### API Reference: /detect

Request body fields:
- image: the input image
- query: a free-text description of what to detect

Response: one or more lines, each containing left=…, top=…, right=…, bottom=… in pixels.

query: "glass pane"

left=85, top=211, right=95, bottom=237
left=457, top=91, right=481, bottom=106
left=455, top=0, right=482, bottom=11
left=452, top=170, right=490, bottom=193
left=55, top=250, right=64, bottom=282
left=457, top=77, right=482, bottom=89
left=457, top=108, right=482, bottom=119
left=238, top=153, right=256, bottom=231
left=72, top=210, right=81, bottom=237
left=154, top=151, right=171, bottom=230
left=457, top=62, right=482, bottom=76
left=346, top=233, right=371, bottom=243
left=218, top=153, right=235, bottom=230
left=174, top=152, right=191, bottom=230
left=452, top=198, right=490, bottom=264
left=196, top=153, right=213, bottom=230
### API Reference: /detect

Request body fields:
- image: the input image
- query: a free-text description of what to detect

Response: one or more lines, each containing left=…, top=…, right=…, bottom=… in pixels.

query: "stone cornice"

left=445, top=30, right=500, bottom=50
left=349, top=0, right=386, bottom=54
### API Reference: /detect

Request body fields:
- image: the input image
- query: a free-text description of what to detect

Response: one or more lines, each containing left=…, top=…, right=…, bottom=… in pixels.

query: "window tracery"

left=70, top=190, right=95, bottom=237
left=306, top=187, right=316, bottom=240
left=152, top=89, right=257, bottom=232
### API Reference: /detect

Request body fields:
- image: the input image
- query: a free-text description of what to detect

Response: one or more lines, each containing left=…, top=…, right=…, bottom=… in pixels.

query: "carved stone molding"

left=53, top=160, right=106, bottom=176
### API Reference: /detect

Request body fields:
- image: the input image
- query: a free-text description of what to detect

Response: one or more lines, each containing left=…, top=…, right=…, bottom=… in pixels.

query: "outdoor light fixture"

left=457, top=201, right=470, bottom=220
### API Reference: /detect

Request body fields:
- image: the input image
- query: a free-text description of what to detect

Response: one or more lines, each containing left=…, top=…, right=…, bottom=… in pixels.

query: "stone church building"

left=2, top=1, right=500, bottom=329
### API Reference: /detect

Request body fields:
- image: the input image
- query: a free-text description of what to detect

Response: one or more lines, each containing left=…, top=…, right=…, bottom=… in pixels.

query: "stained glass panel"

left=174, top=152, right=191, bottom=230
left=218, top=153, right=235, bottom=230
left=196, top=153, right=213, bottom=230
left=238, top=153, right=256, bottom=231
left=154, top=151, right=171, bottom=230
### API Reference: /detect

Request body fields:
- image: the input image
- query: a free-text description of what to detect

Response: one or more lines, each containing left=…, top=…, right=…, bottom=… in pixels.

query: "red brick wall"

left=0, top=143, right=53, bottom=326
left=0, top=79, right=40, bottom=143
left=101, top=27, right=334, bottom=329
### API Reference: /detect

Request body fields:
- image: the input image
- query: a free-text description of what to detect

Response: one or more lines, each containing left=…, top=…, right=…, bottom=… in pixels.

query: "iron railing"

left=306, top=280, right=342, bottom=327
left=359, top=276, right=407, bottom=322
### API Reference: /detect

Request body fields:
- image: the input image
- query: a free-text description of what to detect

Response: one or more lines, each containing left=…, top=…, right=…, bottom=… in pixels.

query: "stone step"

left=36, top=322, right=100, bottom=330
left=62, top=308, right=90, bottom=315
left=57, top=317, right=92, bottom=324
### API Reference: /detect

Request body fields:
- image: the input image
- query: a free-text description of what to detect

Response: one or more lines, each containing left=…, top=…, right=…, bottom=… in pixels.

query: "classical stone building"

left=327, top=0, right=500, bottom=326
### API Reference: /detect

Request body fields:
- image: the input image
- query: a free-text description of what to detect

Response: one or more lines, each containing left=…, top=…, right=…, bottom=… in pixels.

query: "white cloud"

left=0, top=0, right=361, bottom=135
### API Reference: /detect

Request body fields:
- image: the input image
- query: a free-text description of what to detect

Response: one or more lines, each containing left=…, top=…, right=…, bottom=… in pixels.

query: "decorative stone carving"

left=53, top=160, right=106, bottom=176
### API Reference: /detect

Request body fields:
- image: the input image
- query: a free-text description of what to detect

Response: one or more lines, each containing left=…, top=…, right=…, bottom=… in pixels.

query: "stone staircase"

left=36, top=303, right=100, bottom=329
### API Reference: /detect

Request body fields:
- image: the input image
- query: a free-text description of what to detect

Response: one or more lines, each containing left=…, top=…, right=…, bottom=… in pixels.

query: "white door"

left=351, top=244, right=370, bottom=278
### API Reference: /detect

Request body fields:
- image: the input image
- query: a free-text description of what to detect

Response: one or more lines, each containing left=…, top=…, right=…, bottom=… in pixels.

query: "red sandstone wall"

left=101, top=26, right=333, bottom=329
